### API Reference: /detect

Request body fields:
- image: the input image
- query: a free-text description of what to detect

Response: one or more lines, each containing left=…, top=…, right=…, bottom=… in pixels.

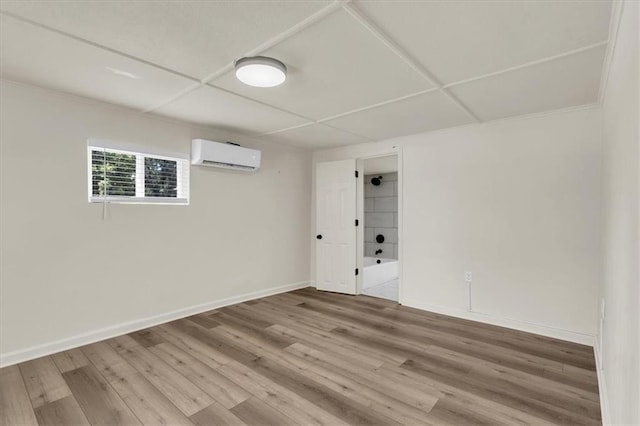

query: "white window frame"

left=87, top=139, right=190, bottom=205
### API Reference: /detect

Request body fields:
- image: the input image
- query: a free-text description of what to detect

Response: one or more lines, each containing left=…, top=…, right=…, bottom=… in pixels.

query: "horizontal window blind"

left=88, top=143, right=189, bottom=205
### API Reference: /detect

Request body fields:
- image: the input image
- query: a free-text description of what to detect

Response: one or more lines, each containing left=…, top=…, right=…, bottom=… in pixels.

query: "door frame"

left=355, top=149, right=403, bottom=304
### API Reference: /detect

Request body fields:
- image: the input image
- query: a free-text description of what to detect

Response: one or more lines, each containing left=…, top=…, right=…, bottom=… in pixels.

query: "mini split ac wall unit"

left=191, top=139, right=261, bottom=172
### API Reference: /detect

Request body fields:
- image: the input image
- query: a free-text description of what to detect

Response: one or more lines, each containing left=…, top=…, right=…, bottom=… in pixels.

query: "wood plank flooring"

left=0, top=288, right=601, bottom=425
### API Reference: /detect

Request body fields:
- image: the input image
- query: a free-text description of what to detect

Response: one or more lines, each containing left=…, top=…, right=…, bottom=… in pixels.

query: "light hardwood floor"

left=1, top=287, right=601, bottom=425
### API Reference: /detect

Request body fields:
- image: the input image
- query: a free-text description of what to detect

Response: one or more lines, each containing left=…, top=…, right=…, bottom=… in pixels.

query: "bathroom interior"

left=362, top=155, right=399, bottom=302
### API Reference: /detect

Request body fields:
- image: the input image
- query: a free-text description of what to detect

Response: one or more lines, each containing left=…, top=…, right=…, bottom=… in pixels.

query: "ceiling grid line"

left=258, top=121, right=317, bottom=136
left=207, top=83, right=315, bottom=124
left=261, top=7, right=611, bottom=138
left=0, top=11, right=200, bottom=84
left=143, top=0, right=347, bottom=114
left=319, top=122, right=375, bottom=141
left=317, top=88, right=439, bottom=124
left=1, top=0, right=377, bottom=141
left=442, top=41, right=610, bottom=90
left=260, top=88, right=440, bottom=137
left=0, top=1, right=613, bottom=148
left=258, top=119, right=375, bottom=140
left=0, top=3, right=356, bottom=141
left=340, top=2, right=482, bottom=123
left=261, top=40, right=611, bottom=138
left=201, top=0, right=348, bottom=86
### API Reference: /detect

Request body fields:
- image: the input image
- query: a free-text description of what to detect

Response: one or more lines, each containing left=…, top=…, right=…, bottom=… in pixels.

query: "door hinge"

left=355, top=170, right=359, bottom=178
left=355, top=268, right=359, bottom=276
left=355, top=219, right=359, bottom=227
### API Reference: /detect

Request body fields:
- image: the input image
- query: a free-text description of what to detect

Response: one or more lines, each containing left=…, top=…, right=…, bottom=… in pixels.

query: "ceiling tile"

left=154, top=85, right=309, bottom=135
left=0, top=1, right=332, bottom=79
left=0, top=16, right=195, bottom=111
left=449, top=46, right=606, bottom=121
left=355, top=0, right=611, bottom=84
left=213, top=8, right=431, bottom=120
left=325, top=91, right=474, bottom=140
left=262, top=124, right=370, bottom=150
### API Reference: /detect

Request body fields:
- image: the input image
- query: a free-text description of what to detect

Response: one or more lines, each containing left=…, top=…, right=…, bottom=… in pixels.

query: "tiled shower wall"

left=364, top=172, right=398, bottom=259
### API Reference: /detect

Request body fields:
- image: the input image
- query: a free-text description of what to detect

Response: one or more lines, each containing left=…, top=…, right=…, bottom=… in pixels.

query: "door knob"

left=316, top=234, right=323, bottom=240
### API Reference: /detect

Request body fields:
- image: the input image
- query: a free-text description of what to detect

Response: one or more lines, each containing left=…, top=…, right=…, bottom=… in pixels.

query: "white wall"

left=0, top=80, right=311, bottom=363
left=599, top=1, right=639, bottom=424
left=313, top=106, right=603, bottom=343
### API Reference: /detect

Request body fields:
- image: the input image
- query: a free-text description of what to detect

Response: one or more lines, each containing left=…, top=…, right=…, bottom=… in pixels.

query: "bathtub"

left=363, top=257, right=398, bottom=289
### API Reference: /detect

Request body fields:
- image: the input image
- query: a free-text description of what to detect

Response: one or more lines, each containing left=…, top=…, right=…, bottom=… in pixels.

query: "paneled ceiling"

left=0, top=1, right=613, bottom=150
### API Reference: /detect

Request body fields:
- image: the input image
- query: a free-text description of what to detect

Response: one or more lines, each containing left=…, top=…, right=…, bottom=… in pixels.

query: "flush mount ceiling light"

left=234, top=56, right=287, bottom=88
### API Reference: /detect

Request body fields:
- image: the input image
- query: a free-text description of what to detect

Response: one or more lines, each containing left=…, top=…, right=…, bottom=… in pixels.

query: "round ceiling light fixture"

left=234, top=56, right=287, bottom=88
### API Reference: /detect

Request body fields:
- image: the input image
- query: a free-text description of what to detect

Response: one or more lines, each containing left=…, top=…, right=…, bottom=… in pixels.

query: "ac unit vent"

left=201, top=160, right=257, bottom=171
left=191, top=139, right=261, bottom=172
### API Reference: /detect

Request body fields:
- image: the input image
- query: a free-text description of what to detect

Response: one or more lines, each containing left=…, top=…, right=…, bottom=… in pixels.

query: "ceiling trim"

left=362, top=102, right=602, bottom=147
left=0, top=11, right=199, bottom=83
left=0, top=77, right=284, bottom=149
left=143, top=0, right=347, bottom=114
left=340, top=2, right=482, bottom=123
left=317, top=88, right=438, bottom=124
left=442, top=41, right=609, bottom=90
left=207, top=83, right=315, bottom=125
left=2, top=1, right=614, bottom=149
left=260, top=88, right=439, bottom=137
left=262, top=11, right=611, bottom=139
left=141, top=82, right=203, bottom=113
left=201, top=0, right=347, bottom=86
left=319, top=122, right=374, bottom=141
left=597, top=0, right=624, bottom=104
left=258, top=117, right=374, bottom=142
left=259, top=121, right=316, bottom=136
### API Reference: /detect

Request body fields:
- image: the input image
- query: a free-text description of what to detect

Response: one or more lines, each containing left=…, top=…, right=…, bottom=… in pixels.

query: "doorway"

left=359, top=155, right=399, bottom=302
left=314, top=153, right=401, bottom=302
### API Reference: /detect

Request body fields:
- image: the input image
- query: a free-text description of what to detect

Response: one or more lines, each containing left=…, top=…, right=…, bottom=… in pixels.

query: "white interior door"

left=315, top=159, right=357, bottom=294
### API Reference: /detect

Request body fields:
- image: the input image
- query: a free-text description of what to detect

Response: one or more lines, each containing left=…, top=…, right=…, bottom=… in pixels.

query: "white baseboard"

left=593, top=341, right=611, bottom=425
left=401, top=300, right=595, bottom=346
left=0, top=281, right=310, bottom=368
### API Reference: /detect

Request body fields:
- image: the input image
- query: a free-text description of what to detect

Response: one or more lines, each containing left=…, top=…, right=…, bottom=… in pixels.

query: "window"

left=88, top=140, right=189, bottom=204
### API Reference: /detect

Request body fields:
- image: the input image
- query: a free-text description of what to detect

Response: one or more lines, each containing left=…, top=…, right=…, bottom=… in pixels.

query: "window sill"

left=89, top=196, right=189, bottom=205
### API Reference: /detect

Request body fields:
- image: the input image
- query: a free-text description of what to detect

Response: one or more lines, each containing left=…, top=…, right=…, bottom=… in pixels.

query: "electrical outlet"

left=465, top=271, right=473, bottom=282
